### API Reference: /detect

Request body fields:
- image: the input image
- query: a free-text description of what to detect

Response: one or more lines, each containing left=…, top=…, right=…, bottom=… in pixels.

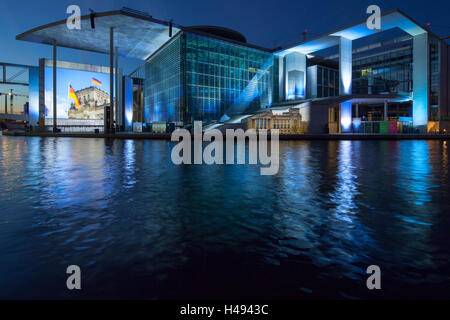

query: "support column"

left=384, top=100, right=388, bottom=120
left=278, top=57, right=285, bottom=101
left=355, top=103, right=359, bottom=118
left=412, top=32, right=429, bottom=130
left=28, top=66, right=40, bottom=127
left=3, top=66, right=6, bottom=114
left=285, top=52, right=306, bottom=100
left=340, top=101, right=352, bottom=133
left=115, top=46, right=118, bottom=132
left=123, top=76, right=133, bottom=132
left=339, top=37, right=352, bottom=95
left=339, top=37, right=352, bottom=133
left=10, top=89, right=13, bottom=114
left=53, top=40, right=57, bottom=132
left=106, top=27, right=114, bottom=133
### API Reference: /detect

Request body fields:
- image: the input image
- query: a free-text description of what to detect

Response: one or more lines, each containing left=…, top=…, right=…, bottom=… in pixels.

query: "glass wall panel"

left=184, top=32, right=274, bottom=123
left=144, top=34, right=183, bottom=123
left=352, top=47, right=413, bottom=95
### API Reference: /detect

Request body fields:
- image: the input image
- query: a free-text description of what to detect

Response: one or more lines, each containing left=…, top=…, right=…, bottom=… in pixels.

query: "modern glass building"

left=141, top=27, right=274, bottom=126
left=271, top=11, right=450, bottom=134
left=352, top=46, right=413, bottom=95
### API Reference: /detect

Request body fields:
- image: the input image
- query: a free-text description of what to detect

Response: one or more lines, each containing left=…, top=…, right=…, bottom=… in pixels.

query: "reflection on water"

left=0, top=136, right=449, bottom=299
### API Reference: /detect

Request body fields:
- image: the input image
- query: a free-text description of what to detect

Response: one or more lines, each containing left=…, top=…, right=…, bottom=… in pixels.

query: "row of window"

left=317, top=67, right=339, bottom=89
left=253, top=118, right=293, bottom=129
left=186, top=74, right=270, bottom=92
left=274, top=119, right=291, bottom=129
left=185, top=61, right=271, bottom=81
left=186, top=34, right=270, bottom=63
left=316, top=66, right=339, bottom=98
left=352, top=48, right=413, bottom=94
left=186, top=48, right=270, bottom=69
left=184, top=33, right=273, bottom=121
left=353, top=49, right=412, bottom=66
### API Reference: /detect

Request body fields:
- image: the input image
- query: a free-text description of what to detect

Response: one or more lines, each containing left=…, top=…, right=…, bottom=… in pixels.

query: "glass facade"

left=139, top=29, right=447, bottom=131
left=352, top=47, right=413, bottom=95
left=144, top=34, right=183, bottom=123
left=184, top=32, right=273, bottom=123
left=143, top=31, right=274, bottom=125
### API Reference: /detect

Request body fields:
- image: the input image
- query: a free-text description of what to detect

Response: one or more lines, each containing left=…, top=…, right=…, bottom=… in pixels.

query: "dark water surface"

left=0, top=136, right=449, bottom=299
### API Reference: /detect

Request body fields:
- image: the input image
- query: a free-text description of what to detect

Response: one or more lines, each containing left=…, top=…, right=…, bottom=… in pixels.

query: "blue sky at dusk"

left=1, top=0, right=450, bottom=74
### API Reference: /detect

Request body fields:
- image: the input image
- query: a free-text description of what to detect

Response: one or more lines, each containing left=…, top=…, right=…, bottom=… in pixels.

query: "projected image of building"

left=68, top=86, right=109, bottom=120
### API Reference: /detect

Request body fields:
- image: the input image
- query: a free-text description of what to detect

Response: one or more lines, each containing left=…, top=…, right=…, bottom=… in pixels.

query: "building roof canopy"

left=16, top=9, right=179, bottom=60
left=277, top=9, right=427, bottom=56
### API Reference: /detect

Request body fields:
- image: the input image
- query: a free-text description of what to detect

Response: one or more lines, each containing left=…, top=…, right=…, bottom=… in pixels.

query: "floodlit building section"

left=274, top=9, right=450, bottom=134
left=141, top=29, right=274, bottom=126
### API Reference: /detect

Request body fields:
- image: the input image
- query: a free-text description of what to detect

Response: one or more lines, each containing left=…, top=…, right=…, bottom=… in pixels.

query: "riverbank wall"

left=3, top=130, right=450, bottom=140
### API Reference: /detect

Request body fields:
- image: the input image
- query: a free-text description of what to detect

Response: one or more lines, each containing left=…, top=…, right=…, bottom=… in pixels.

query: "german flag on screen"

left=68, top=85, right=80, bottom=109
left=92, top=78, right=102, bottom=86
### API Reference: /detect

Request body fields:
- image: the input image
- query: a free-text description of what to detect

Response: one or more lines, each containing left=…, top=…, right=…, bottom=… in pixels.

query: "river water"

left=0, top=136, right=449, bottom=299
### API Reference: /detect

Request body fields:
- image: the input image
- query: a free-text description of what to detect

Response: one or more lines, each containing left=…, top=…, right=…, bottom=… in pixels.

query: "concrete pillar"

left=384, top=100, right=388, bottom=120
left=115, top=46, right=118, bottom=131
left=285, top=52, right=306, bottom=100
left=52, top=40, right=57, bottom=132
left=339, top=37, right=352, bottom=133
left=412, top=32, right=429, bottom=130
left=368, top=73, right=373, bottom=94
left=340, top=101, right=352, bottom=133
left=3, top=66, right=6, bottom=114
left=355, top=103, right=359, bottom=118
left=339, top=37, right=352, bottom=95
left=278, top=57, right=285, bottom=101
left=106, top=27, right=114, bottom=133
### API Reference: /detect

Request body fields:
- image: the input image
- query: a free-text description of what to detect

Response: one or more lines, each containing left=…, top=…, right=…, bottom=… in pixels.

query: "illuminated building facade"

left=143, top=27, right=274, bottom=125
left=68, top=86, right=109, bottom=119
left=271, top=10, right=450, bottom=134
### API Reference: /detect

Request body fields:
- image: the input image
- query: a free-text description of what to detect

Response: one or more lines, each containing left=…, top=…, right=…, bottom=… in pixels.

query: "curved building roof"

left=185, top=26, right=247, bottom=43
left=16, top=9, right=180, bottom=60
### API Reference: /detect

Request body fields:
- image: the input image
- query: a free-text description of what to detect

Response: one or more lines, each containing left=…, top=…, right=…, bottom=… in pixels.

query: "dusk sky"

left=2, top=0, right=450, bottom=74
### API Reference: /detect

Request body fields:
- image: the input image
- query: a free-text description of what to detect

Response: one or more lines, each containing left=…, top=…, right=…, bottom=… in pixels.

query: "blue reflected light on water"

left=0, top=136, right=449, bottom=299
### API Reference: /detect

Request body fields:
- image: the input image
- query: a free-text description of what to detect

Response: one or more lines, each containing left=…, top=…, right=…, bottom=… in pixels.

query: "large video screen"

left=45, top=67, right=111, bottom=119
